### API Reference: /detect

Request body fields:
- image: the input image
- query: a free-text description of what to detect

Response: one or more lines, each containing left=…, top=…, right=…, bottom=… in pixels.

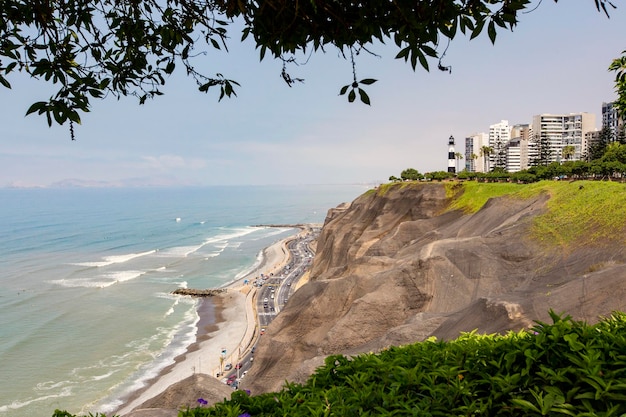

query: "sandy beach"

left=113, top=233, right=293, bottom=416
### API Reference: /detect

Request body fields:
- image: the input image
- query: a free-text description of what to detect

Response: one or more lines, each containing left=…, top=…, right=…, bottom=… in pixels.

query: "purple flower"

left=238, top=413, right=251, bottom=417
left=245, top=389, right=251, bottom=395
left=197, top=398, right=208, bottom=405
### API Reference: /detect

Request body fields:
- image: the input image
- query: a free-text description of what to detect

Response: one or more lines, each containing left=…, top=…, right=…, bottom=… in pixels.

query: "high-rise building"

left=506, top=124, right=532, bottom=172
left=489, top=120, right=510, bottom=170
left=531, top=113, right=596, bottom=164
left=465, top=132, right=488, bottom=172
left=602, top=101, right=625, bottom=142
left=584, top=130, right=601, bottom=160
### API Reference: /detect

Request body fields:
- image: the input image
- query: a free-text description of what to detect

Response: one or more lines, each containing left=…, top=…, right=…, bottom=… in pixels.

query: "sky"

left=1, top=1, right=625, bottom=187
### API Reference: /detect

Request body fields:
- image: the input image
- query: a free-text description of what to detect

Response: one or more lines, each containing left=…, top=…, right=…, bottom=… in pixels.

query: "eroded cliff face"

left=244, top=182, right=626, bottom=394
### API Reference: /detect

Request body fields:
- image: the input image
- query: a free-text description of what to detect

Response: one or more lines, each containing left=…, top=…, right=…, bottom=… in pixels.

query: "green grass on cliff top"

left=445, top=180, right=626, bottom=248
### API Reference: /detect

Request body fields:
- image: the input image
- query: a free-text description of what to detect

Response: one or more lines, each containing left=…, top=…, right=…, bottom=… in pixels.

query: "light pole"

left=219, top=347, right=226, bottom=377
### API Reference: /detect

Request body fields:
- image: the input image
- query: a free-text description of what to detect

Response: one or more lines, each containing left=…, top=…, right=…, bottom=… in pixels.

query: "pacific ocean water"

left=0, top=184, right=366, bottom=417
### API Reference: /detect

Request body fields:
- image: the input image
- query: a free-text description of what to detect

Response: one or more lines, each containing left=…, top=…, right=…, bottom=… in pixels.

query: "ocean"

left=0, top=184, right=366, bottom=417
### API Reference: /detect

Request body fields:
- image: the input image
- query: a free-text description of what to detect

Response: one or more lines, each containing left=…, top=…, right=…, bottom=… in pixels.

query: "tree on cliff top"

left=0, top=0, right=622, bottom=129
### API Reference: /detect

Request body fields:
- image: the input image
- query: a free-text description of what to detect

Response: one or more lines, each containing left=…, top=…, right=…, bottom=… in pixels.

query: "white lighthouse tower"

left=447, top=135, right=456, bottom=173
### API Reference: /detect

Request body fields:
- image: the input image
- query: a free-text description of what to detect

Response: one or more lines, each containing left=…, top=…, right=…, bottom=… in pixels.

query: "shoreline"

left=112, top=229, right=296, bottom=416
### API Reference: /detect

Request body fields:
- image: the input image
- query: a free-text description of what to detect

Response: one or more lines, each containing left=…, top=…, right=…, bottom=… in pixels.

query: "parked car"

left=224, top=363, right=232, bottom=371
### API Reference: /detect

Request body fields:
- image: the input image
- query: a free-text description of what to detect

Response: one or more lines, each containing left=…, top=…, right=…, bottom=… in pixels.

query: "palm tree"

left=454, top=152, right=464, bottom=173
left=480, top=146, right=493, bottom=172
left=562, top=145, right=576, bottom=161
left=470, top=153, right=478, bottom=172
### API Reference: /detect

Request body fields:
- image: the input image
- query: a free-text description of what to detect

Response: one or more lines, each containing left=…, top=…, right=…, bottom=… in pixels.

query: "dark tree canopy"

left=0, top=0, right=622, bottom=128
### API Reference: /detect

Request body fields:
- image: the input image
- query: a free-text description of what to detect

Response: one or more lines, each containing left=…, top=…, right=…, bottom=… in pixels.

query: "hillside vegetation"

left=445, top=180, right=626, bottom=249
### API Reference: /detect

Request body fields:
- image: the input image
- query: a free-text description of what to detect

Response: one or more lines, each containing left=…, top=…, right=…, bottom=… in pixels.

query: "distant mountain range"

left=5, top=176, right=196, bottom=188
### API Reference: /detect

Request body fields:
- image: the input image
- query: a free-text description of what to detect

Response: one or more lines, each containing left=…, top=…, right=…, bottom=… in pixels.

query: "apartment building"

left=489, top=120, right=510, bottom=170
left=506, top=124, right=532, bottom=172
left=530, top=113, right=596, bottom=163
left=602, top=101, right=625, bottom=142
left=465, top=132, right=489, bottom=172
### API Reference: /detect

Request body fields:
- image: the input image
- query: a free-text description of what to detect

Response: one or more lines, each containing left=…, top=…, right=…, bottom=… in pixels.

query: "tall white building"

left=489, top=120, right=510, bottom=170
left=465, top=132, right=489, bottom=172
left=531, top=113, right=596, bottom=163
left=506, top=124, right=532, bottom=172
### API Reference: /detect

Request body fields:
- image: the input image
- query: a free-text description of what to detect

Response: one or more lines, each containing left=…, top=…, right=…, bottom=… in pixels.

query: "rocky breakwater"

left=171, top=288, right=227, bottom=297
left=243, top=181, right=626, bottom=395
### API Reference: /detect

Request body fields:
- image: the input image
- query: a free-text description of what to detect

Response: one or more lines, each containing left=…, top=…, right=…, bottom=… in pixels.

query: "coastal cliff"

left=244, top=181, right=626, bottom=394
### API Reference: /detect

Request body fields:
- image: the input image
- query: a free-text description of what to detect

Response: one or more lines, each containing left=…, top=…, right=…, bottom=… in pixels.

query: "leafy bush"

left=180, top=311, right=626, bottom=417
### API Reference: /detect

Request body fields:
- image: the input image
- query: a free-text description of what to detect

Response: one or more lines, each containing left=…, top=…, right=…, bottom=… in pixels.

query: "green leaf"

left=470, top=19, right=486, bottom=40
left=395, top=47, right=410, bottom=60
left=5, top=62, right=17, bottom=73
left=0, top=74, right=11, bottom=89
left=348, top=89, right=356, bottom=103
left=417, top=50, right=429, bottom=71
left=510, top=398, right=541, bottom=413
left=487, top=21, right=497, bottom=44
left=358, top=88, right=371, bottom=105
left=339, top=85, right=349, bottom=95
left=25, top=101, right=47, bottom=116
left=241, top=28, right=250, bottom=41
left=67, top=110, right=82, bottom=124
left=359, top=78, right=377, bottom=85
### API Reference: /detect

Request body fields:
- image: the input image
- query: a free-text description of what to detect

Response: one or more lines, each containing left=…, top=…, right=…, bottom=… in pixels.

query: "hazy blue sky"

left=1, top=1, right=624, bottom=187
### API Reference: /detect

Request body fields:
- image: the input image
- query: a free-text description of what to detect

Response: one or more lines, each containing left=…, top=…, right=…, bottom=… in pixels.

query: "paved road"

left=221, top=226, right=321, bottom=388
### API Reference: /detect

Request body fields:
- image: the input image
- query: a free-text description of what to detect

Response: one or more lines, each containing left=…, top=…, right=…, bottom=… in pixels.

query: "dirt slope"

left=243, top=182, right=626, bottom=394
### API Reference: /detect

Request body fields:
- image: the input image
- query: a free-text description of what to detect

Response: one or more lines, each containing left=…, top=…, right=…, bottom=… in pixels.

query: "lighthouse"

left=447, top=135, right=456, bottom=173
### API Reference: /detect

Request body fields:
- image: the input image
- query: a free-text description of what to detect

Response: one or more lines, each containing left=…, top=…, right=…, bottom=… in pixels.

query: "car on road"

left=235, top=362, right=243, bottom=369
left=260, top=328, right=266, bottom=335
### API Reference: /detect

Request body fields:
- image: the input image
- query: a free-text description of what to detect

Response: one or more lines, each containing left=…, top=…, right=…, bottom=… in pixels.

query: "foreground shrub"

left=182, top=311, right=626, bottom=416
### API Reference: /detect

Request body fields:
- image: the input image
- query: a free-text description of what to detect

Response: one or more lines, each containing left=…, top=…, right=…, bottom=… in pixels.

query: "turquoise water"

left=0, top=185, right=365, bottom=416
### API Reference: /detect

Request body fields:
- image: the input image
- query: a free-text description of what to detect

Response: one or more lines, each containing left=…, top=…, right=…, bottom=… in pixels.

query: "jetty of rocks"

left=172, top=288, right=227, bottom=297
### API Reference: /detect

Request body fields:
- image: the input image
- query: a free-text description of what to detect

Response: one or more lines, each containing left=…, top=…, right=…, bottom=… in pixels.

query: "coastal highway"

left=255, top=226, right=319, bottom=324
left=223, top=226, right=320, bottom=387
